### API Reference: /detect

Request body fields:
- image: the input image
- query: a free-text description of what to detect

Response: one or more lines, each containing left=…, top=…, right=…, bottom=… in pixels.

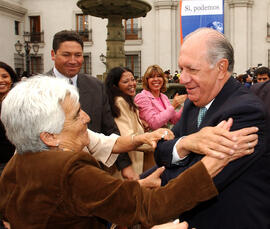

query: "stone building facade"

left=0, top=0, right=270, bottom=78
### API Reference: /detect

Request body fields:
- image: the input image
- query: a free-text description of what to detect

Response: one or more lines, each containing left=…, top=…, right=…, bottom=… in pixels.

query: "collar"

left=53, top=67, right=78, bottom=86
left=204, top=99, right=214, bottom=110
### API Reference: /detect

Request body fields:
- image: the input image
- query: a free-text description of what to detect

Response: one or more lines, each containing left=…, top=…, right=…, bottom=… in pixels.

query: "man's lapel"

left=181, top=100, right=200, bottom=135
left=200, top=76, right=241, bottom=128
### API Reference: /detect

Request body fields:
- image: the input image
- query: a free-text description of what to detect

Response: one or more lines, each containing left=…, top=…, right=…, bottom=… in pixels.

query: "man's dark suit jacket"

left=251, top=80, right=270, bottom=120
left=155, top=77, right=270, bottom=229
left=46, top=69, right=131, bottom=169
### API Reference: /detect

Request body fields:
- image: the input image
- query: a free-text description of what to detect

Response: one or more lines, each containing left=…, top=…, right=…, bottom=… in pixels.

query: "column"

left=228, top=0, right=254, bottom=74
left=106, top=15, right=125, bottom=72
left=154, top=0, right=179, bottom=72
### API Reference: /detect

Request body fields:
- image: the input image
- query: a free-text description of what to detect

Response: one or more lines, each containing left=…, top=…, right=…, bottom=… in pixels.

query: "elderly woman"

left=135, top=65, right=187, bottom=130
left=0, top=61, right=20, bottom=175
left=0, top=76, right=258, bottom=228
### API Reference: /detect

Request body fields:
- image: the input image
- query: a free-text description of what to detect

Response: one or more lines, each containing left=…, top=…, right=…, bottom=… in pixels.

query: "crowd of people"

left=0, top=27, right=270, bottom=229
left=236, top=65, right=270, bottom=88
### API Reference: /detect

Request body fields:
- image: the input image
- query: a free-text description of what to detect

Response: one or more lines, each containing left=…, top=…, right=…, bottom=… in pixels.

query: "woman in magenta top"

left=135, top=65, right=187, bottom=130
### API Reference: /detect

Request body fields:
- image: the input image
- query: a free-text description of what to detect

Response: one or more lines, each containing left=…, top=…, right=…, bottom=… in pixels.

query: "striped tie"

left=197, top=107, right=207, bottom=128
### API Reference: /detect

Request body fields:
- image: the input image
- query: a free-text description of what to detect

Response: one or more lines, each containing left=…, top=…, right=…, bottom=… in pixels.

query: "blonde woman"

left=135, top=65, right=187, bottom=130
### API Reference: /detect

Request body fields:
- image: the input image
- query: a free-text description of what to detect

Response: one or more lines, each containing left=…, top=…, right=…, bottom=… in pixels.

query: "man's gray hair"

left=1, top=75, right=79, bottom=154
left=185, top=28, right=235, bottom=73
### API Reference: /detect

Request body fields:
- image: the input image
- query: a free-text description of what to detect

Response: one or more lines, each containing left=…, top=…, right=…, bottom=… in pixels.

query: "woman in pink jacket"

left=135, top=65, right=187, bottom=130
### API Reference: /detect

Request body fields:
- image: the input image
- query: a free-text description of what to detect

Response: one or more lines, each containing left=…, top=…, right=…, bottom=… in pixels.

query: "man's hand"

left=138, top=167, right=165, bottom=188
left=176, top=118, right=258, bottom=159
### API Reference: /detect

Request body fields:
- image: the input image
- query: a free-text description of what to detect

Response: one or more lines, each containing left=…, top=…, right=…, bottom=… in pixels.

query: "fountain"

left=77, top=0, right=151, bottom=72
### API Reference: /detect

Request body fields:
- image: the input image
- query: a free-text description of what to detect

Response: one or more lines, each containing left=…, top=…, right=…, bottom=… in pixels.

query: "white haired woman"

left=0, top=76, right=258, bottom=228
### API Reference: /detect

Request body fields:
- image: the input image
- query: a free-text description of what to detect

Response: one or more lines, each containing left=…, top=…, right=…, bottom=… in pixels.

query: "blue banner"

left=180, top=0, right=224, bottom=43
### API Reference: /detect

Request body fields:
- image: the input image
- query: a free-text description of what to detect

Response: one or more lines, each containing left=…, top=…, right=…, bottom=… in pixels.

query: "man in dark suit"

left=251, top=78, right=270, bottom=120
left=47, top=30, right=133, bottom=178
left=155, top=28, right=270, bottom=228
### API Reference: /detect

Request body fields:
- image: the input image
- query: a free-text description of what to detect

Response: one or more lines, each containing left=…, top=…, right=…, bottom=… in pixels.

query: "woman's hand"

left=171, top=93, right=187, bottom=109
left=138, top=167, right=165, bottom=188
left=177, top=118, right=258, bottom=159
left=141, top=128, right=175, bottom=148
left=201, top=124, right=259, bottom=177
left=151, top=220, right=188, bottom=229
left=112, top=129, right=173, bottom=153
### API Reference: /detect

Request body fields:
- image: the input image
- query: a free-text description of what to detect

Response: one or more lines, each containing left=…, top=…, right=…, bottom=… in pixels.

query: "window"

left=125, top=18, right=139, bottom=40
left=14, top=54, right=43, bottom=77
left=30, top=55, right=43, bottom=75
left=126, top=52, right=141, bottom=79
left=29, top=16, right=41, bottom=42
left=80, top=53, right=91, bottom=75
left=14, top=53, right=24, bottom=76
left=15, top=21, right=19, bottom=35
left=76, top=14, right=91, bottom=41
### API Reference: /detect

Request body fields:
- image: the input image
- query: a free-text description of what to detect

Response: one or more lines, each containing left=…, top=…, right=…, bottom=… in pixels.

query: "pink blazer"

left=134, top=89, right=183, bottom=130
